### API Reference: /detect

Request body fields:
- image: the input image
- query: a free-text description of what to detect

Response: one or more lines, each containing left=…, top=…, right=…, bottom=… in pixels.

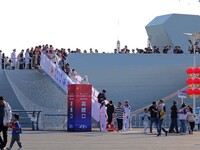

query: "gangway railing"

left=130, top=114, right=172, bottom=128
left=70, top=69, right=101, bottom=122
left=43, top=113, right=68, bottom=130
left=40, top=52, right=100, bottom=122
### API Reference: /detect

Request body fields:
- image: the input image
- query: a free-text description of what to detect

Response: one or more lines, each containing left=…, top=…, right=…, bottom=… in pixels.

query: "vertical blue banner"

left=67, top=84, right=92, bottom=132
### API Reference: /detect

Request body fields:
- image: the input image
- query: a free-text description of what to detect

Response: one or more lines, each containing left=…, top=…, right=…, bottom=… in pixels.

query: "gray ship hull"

left=68, top=54, right=200, bottom=109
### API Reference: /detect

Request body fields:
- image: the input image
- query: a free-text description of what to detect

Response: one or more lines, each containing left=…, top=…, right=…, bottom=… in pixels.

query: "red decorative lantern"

left=186, top=67, right=194, bottom=77
left=186, top=78, right=194, bottom=87
left=194, top=67, right=200, bottom=77
left=186, top=88, right=194, bottom=98
left=193, top=88, right=200, bottom=98
left=193, top=78, right=200, bottom=87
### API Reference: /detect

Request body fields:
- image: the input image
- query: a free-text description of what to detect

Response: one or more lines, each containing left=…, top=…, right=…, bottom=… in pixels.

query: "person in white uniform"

left=123, top=100, right=131, bottom=131
left=99, top=101, right=107, bottom=132
left=11, top=49, right=17, bottom=69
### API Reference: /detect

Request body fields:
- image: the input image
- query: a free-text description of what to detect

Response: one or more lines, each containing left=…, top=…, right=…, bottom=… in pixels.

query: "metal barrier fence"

left=12, top=110, right=42, bottom=130
left=130, top=113, right=200, bottom=129
left=130, top=114, right=171, bottom=128
left=43, top=114, right=68, bottom=130
left=11, top=111, right=200, bottom=130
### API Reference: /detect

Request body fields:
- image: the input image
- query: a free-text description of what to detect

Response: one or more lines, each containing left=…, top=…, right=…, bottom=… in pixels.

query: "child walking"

left=7, top=114, right=23, bottom=150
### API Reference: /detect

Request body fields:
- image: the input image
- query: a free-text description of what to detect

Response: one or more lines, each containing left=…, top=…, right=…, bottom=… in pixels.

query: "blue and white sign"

left=40, top=53, right=74, bottom=92
left=177, top=90, right=187, bottom=99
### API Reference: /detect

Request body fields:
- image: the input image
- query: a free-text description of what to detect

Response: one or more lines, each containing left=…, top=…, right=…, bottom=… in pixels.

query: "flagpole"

left=193, top=43, right=196, bottom=113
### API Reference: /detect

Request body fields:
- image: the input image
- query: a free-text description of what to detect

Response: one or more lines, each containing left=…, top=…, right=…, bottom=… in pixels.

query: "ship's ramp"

left=3, top=69, right=67, bottom=129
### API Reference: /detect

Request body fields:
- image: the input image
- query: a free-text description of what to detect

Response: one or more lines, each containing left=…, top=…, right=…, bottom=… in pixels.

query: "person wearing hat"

left=123, top=100, right=131, bottom=131
left=97, top=90, right=106, bottom=104
left=0, top=96, right=12, bottom=150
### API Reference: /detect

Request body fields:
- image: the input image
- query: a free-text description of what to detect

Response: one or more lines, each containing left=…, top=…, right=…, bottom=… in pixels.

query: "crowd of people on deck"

left=98, top=89, right=200, bottom=136
left=1, top=43, right=199, bottom=77
left=114, top=45, right=184, bottom=54
left=1, top=43, right=200, bottom=70
left=0, top=43, right=200, bottom=70
left=0, top=44, right=90, bottom=84
left=0, top=45, right=69, bottom=70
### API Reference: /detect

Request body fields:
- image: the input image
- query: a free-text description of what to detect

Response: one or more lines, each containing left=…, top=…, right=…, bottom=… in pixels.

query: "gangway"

left=40, top=53, right=100, bottom=122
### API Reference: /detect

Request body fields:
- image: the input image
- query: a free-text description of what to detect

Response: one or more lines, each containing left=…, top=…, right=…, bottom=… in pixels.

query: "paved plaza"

left=6, top=128, right=200, bottom=150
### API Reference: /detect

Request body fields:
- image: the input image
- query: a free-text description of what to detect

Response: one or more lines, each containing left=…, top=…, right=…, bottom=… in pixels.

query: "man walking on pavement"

left=0, top=96, right=12, bottom=150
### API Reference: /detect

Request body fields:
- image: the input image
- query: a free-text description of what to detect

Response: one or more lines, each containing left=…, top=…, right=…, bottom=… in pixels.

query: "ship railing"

left=69, top=70, right=101, bottom=121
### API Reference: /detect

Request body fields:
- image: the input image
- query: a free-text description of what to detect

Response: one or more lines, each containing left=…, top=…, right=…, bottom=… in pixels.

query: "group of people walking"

left=97, top=90, right=197, bottom=136
left=143, top=100, right=196, bottom=136
left=169, top=101, right=195, bottom=135
left=146, top=100, right=168, bottom=136
left=98, top=90, right=131, bottom=132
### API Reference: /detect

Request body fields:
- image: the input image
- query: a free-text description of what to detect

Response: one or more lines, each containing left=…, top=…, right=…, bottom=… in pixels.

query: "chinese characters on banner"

left=67, top=84, right=92, bottom=132
left=40, top=53, right=72, bottom=92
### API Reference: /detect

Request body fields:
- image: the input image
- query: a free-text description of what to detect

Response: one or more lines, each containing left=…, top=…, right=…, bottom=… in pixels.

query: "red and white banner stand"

left=67, top=84, right=92, bottom=132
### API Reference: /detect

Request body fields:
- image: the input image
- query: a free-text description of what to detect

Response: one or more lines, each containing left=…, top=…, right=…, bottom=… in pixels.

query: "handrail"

left=130, top=86, right=189, bottom=115
left=129, top=86, right=189, bottom=129
left=44, top=114, right=67, bottom=116
left=68, top=70, right=101, bottom=121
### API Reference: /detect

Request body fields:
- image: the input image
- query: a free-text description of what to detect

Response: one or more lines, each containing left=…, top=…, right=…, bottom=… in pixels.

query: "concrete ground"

left=6, top=128, right=200, bottom=150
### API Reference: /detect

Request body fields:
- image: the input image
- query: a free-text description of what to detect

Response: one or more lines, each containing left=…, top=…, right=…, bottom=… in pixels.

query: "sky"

left=0, top=0, right=200, bottom=56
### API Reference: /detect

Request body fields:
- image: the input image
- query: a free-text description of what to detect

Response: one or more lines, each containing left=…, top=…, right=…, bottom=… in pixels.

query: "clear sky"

left=0, top=0, right=200, bottom=56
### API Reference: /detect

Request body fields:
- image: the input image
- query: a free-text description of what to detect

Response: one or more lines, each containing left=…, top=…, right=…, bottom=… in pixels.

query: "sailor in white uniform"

left=123, top=100, right=131, bottom=131
left=11, top=49, right=17, bottom=69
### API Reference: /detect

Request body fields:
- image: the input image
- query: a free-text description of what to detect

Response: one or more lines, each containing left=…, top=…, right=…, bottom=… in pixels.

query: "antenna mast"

left=116, top=20, right=120, bottom=53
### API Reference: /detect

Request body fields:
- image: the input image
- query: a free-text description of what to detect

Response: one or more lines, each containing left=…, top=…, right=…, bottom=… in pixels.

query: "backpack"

left=160, top=109, right=166, bottom=119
